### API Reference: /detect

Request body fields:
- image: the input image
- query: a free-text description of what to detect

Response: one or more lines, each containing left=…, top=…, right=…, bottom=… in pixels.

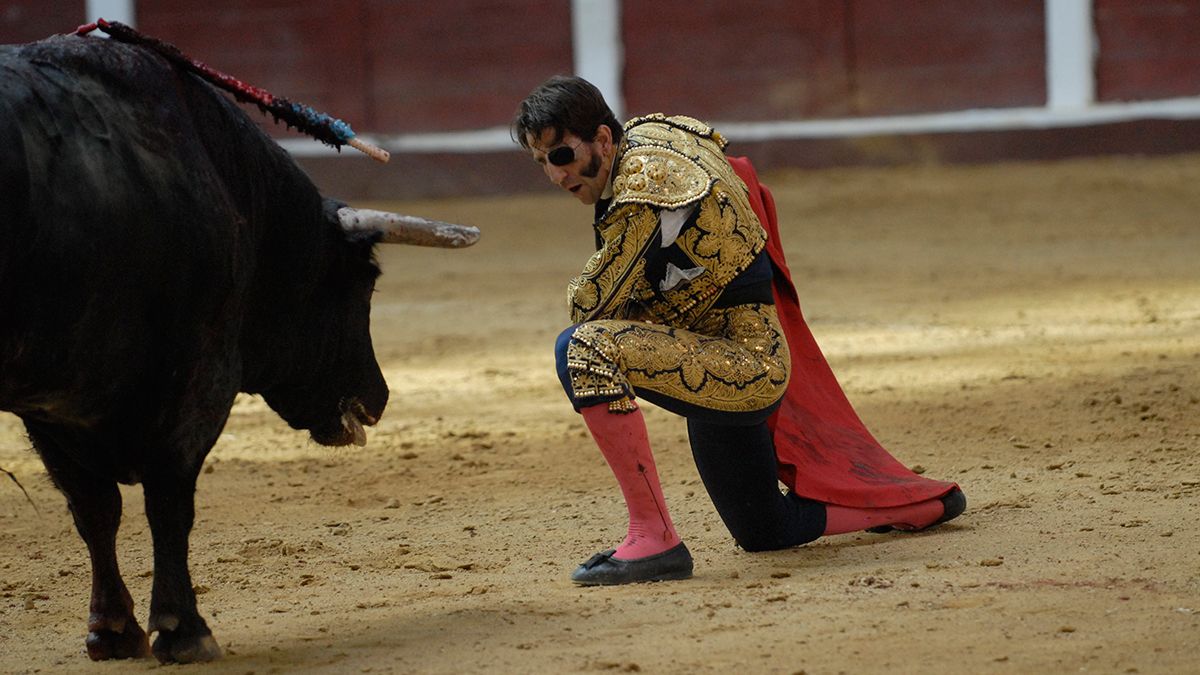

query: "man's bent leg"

left=688, top=419, right=962, bottom=543
left=580, top=403, right=682, bottom=559
left=824, top=491, right=965, bottom=534
left=571, top=402, right=693, bottom=585
left=687, top=419, right=825, bottom=551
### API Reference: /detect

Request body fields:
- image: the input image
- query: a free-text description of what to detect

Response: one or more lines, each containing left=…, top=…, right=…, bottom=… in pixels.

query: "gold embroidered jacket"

left=567, top=114, right=767, bottom=329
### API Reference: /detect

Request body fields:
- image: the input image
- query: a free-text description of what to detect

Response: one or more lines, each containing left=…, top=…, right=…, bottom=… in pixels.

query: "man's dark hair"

left=512, top=75, right=624, bottom=149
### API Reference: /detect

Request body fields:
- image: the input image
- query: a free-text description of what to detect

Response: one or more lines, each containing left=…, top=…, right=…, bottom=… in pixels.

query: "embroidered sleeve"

left=568, top=203, right=662, bottom=323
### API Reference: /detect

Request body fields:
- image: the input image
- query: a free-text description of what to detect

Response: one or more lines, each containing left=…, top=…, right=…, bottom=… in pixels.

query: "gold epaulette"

left=623, top=113, right=728, bottom=149
left=610, top=114, right=730, bottom=211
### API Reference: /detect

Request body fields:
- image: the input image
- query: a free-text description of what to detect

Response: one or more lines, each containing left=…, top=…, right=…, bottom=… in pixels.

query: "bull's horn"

left=338, top=207, right=480, bottom=248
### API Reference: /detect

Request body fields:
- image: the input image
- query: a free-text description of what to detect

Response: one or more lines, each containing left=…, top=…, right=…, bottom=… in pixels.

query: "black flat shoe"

left=570, top=542, right=694, bottom=586
left=867, top=488, right=967, bottom=534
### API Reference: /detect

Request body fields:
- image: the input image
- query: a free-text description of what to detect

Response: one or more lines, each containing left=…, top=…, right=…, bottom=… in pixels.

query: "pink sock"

left=580, top=403, right=682, bottom=559
left=823, top=498, right=945, bottom=535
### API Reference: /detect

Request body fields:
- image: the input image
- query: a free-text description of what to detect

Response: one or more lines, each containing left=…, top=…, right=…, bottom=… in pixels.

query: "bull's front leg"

left=76, top=483, right=151, bottom=660
left=142, top=468, right=222, bottom=663
left=26, top=423, right=150, bottom=660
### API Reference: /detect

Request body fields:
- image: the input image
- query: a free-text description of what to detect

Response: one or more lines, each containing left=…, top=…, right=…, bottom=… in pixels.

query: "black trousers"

left=687, top=419, right=826, bottom=551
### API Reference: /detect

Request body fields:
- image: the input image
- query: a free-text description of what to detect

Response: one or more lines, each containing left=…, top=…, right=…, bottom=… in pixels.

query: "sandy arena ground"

left=1, top=153, right=1198, bottom=674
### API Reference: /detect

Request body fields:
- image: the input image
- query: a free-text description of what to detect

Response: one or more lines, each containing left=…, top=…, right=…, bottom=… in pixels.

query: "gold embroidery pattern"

left=679, top=181, right=765, bottom=285
left=565, top=304, right=790, bottom=414
left=568, top=205, right=660, bottom=322
left=631, top=185, right=767, bottom=328
left=588, top=115, right=767, bottom=329
left=624, top=114, right=725, bottom=147
left=610, top=115, right=739, bottom=212
left=611, top=144, right=710, bottom=210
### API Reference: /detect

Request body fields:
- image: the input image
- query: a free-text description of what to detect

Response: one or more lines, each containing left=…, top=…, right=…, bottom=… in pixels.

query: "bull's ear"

left=336, top=207, right=480, bottom=248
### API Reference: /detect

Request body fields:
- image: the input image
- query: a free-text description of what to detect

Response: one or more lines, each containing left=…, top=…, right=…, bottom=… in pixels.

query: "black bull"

left=0, top=36, right=477, bottom=662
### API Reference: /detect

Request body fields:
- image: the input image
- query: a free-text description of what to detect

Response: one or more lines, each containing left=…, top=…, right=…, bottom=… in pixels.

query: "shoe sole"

left=573, top=568, right=693, bottom=586
left=570, top=543, right=695, bottom=586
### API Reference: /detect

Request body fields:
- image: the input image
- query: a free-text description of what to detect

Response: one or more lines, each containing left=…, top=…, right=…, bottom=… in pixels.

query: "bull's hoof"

left=151, top=632, right=223, bottom=664
left=85, top=625, right=151, bottom=660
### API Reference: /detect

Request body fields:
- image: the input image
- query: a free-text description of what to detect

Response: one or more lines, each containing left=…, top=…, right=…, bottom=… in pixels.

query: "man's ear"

left=595, top=124, right=613, bottom=153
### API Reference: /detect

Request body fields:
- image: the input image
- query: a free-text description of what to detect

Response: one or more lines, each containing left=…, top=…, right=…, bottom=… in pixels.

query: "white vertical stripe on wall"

left=1045, top=0, right=1095, bottom=109
left=275, top=0, right=1200, bottom=157
left=86, top=0, right=135, bottom=26
left=571, top=0, right=624, bottom=119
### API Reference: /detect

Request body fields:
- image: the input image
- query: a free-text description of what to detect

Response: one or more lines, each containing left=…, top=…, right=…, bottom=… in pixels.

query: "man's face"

left=526, top=126, right=613, bottom=205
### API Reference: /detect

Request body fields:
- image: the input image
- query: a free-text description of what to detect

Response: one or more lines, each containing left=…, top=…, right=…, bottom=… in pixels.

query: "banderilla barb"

left=75, top=19, right=391, bottom=163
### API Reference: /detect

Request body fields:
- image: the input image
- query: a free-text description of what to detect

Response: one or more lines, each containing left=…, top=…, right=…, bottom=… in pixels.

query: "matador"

left=514, top=76, right=965, bottom=585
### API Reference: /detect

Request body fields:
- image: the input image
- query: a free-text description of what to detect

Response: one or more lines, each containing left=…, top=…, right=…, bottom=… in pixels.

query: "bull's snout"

left=308, top=396, right=382, bottom=447
left=338, top=397, right=377, bottom=447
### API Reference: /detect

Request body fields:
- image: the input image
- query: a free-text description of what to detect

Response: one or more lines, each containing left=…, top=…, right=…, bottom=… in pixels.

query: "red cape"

left=728, top=156, right=958, bottom=508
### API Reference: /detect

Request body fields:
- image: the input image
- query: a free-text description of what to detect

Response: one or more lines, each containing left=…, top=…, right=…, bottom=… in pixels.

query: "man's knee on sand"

left=724, top=492, right=826, bottom=552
